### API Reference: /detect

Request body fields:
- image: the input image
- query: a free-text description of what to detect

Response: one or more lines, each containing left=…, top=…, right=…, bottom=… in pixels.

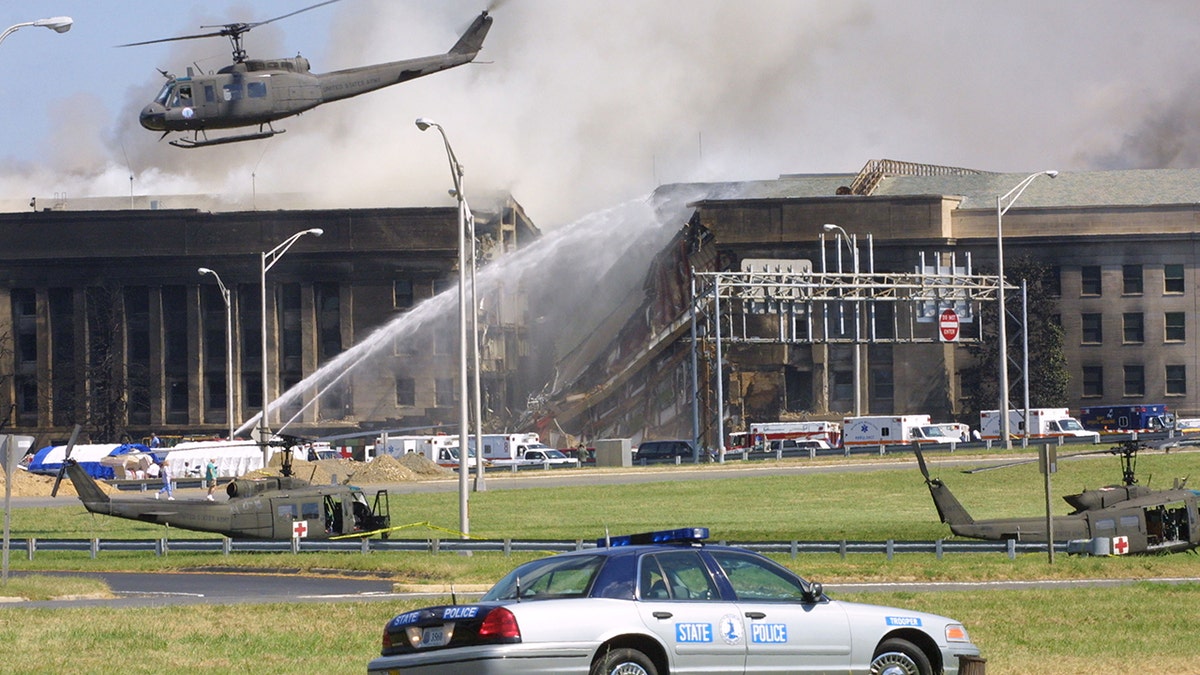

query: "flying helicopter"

left=915, top=442, right=1200, bottom=555
left=53, top=432, right=391, bottom=541
left=122, top=0, right=493, bottom=148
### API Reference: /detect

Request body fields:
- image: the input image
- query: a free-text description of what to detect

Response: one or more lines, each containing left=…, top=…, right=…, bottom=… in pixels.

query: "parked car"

left=367, top=527, right=982, bottom=674
left=768, top=438, right=832, bottom=453
left=634, top=439, right=698, bottom=461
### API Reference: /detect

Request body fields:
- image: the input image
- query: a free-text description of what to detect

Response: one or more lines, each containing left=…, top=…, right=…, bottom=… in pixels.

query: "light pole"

left=416, top=117, right=475, bottom=535
left=823, top=223, right=862, bottom=416
left=996, top=171, right=1057, bottom=447
left=198, top=268, right=235, bottom=440
left=0, top=16, right=72, bottom=47
left=259, top=228, right=323, bottom=466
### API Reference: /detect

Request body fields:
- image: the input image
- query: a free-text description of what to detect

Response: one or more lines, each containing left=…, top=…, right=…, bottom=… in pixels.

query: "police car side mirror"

left=804, top=582, right=824, bottom=603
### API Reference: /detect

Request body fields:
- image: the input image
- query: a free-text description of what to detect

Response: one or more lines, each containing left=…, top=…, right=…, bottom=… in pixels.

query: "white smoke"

left=5, top=0, right=1200, bottom=226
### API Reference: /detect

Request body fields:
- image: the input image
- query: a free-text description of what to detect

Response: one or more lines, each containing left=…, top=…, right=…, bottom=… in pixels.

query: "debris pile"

left=0, top=469, right=117, bottom=497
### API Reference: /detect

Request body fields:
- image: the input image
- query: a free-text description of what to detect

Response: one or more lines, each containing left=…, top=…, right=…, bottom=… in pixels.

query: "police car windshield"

left=482, top=554, right=604, bottom=601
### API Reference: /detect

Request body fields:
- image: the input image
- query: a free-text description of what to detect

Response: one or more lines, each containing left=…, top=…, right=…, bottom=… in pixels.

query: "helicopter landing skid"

left=170, top=128, right=285, bottom=149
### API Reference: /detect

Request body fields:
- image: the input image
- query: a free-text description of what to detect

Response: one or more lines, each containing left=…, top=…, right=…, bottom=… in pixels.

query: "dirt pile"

left=0, top=468, right=117, bottom=497
left=245, top=453, right=451, bottom=485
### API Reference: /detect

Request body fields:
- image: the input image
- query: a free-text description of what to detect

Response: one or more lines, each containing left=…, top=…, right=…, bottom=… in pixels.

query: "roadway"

left=9, top=569, right=1200, bottom=609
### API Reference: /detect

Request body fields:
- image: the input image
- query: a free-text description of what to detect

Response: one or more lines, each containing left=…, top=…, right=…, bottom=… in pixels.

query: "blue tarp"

left=26, top=443, right=154, bottom=479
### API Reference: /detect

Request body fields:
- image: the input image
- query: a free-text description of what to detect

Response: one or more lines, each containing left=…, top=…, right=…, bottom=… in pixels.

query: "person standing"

left=156, top=460, right=174, bottom=500
left=205, top=458, right=219, bottom=501
left=149, top=433, right=162, bottom=449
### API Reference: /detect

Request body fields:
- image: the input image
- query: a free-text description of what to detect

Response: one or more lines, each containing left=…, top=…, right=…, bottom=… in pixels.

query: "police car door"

left=635, top=550, right=747, bottom=673
left=708, top=550, right=852, bottom=674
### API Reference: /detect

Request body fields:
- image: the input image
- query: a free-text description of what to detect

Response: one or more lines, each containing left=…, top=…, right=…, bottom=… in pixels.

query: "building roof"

left=876, top=168, right=1200, bottom=209
left=676, top=164, right=1200, bottom=211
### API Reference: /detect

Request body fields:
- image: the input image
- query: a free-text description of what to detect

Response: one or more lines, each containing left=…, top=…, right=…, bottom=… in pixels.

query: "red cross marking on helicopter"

left=293, top=520, right=309, bottom=539
left=1112, top=536, right=1129, bottom=555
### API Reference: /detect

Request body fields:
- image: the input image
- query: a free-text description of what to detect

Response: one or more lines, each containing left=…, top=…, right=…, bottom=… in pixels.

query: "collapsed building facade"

left=543, top=162, right=1200, bottom=449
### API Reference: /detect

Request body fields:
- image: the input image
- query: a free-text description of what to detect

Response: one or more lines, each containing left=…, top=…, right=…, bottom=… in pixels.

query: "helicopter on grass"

left=915, top=442, right=1200, bottom=555
left=122, top=1, right=493, bottom=148
left=53, top=430, right=391, bottom=541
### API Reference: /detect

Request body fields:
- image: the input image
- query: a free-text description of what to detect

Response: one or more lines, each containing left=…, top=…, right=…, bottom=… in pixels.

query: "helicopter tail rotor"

left=50, top=424, right=82, bottom=498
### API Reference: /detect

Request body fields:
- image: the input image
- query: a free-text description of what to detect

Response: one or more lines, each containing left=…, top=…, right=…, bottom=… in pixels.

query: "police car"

left=367, top=528, right=981, bottom=675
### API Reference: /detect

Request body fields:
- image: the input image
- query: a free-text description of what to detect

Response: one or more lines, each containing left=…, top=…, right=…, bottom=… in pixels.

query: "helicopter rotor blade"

left=914, top=445, right=931, bottom=481
left=51, top=424, right=82, bottom=498
left=117, top=30, right=231, bottom=49
left=961, top=445, right=1135, bottom=474
left=118, top=0, right=341, bottom=50
left=238, top=0, right=342, bottom=32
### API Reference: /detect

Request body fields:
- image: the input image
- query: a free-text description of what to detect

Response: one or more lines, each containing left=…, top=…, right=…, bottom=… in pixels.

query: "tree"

left=962, top=257, right=1068, bottom=422
left=85, top=285, right=128, bottom=443
left=0, top=328, right=12, bottom=430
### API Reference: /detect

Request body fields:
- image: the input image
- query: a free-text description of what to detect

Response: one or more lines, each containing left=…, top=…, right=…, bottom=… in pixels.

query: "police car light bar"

left=598, top=527, right=710, bottom=548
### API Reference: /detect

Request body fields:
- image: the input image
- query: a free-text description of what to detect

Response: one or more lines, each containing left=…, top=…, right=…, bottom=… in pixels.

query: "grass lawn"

left=3, top=448, right=1199, bottom=673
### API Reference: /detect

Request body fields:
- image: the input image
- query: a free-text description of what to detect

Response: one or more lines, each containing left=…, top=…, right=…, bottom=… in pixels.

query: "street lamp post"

left=259, top=228, right=323, bottom=466
left=198, top=268, right=235, bottom=440
left=823, top=224, right=862, bottom=416
left=0, top=16, right=73, bottom=47
left=416, top=117, right=476, bottom=536
left=996, top=171, right=1057, bottom=447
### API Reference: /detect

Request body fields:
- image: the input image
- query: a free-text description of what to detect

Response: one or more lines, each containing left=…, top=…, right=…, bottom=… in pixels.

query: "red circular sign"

left=939, top=309, right=960, bottom=341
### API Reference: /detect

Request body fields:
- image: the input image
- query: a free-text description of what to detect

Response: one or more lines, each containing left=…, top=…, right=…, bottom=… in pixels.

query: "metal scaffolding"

left=688, top=236, right=1016, bottom=459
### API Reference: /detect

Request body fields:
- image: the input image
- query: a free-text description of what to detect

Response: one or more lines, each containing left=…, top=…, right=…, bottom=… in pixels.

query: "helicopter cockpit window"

left=171, top=85, right=192, bottom=108
left=248, top=81, right=268, bottom=98
left=154, top=82, right=173, bottom=106
left=301, top=502, right=321, bottom=521
left=223, top=83, right=243, bottom=102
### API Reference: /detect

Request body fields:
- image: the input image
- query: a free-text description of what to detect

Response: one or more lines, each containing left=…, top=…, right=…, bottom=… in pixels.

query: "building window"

left=206, top=373, right=227, bottom=413
left=1081, top=313, right=1103, bottom=344
left=783, top=367, right=812, bottom=413
left=1082, top=365, right=1104, bottom=398
left=1081, top=266, right=1102, bottom=296
left=1122, top=313, right=1144, bottom=343
left=1049, top=266, right=1062, bottom=297
left=832, top=369, right=853, bottom=404
left=1165, top=312, right=1186, bottom=342
left=870, top=367, right=894, bottom=403
left=395, top=376, right=415, bottom=407
left=1166, top=365, right=1187, bottom=395
left=17, top=378, right=38, bottom=416
left=435, top=378, right=455, bottom=406
left=1164, top=264, right=1185, bottom=294
left=1122, top=265, right=1143, bottom=295
left=315, top=283, right=341, bottom=361
left=393, top=279, right=413, bottom=310
left=1123, top=365, right=1144, bottom=397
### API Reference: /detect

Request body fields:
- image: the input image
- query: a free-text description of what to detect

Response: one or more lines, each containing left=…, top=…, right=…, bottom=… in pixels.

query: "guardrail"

left=13, top=536, right=1060, bottom=560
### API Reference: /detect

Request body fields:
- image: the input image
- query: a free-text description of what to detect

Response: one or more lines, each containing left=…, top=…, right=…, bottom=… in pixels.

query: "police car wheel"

left=870, top=638, right=931, bottom=675
left=590, top=647, right=658, bottom=675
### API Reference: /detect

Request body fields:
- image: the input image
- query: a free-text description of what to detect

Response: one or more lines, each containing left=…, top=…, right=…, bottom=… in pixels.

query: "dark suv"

left=635, top=439, right=698, bottom=461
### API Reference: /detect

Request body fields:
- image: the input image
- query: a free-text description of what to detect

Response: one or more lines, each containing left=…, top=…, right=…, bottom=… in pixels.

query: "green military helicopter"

left=916, top=442, right=1200, bottom=554
left=122, top=0, right=493, bottom=147
left=53, top=434, right=391, bottom=540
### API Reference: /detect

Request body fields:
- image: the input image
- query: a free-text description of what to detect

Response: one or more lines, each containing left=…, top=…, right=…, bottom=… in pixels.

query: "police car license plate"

left=418, top=626, right=447, bottom=648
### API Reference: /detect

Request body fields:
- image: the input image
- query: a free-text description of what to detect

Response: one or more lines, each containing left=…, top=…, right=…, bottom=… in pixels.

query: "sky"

left=2, top=0, right=1200, bottom=228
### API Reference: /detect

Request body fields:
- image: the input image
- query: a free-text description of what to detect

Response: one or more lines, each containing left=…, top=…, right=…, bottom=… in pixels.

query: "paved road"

left=9, top=570, right=1199, bottom=609
left=7, top=570, right=408, bottom=609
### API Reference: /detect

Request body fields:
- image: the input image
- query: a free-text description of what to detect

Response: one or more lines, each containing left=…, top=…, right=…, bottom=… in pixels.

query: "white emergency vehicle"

left=979, top=408, right=1099, bottom=442
left=841, top=415, right=952, bottom=448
